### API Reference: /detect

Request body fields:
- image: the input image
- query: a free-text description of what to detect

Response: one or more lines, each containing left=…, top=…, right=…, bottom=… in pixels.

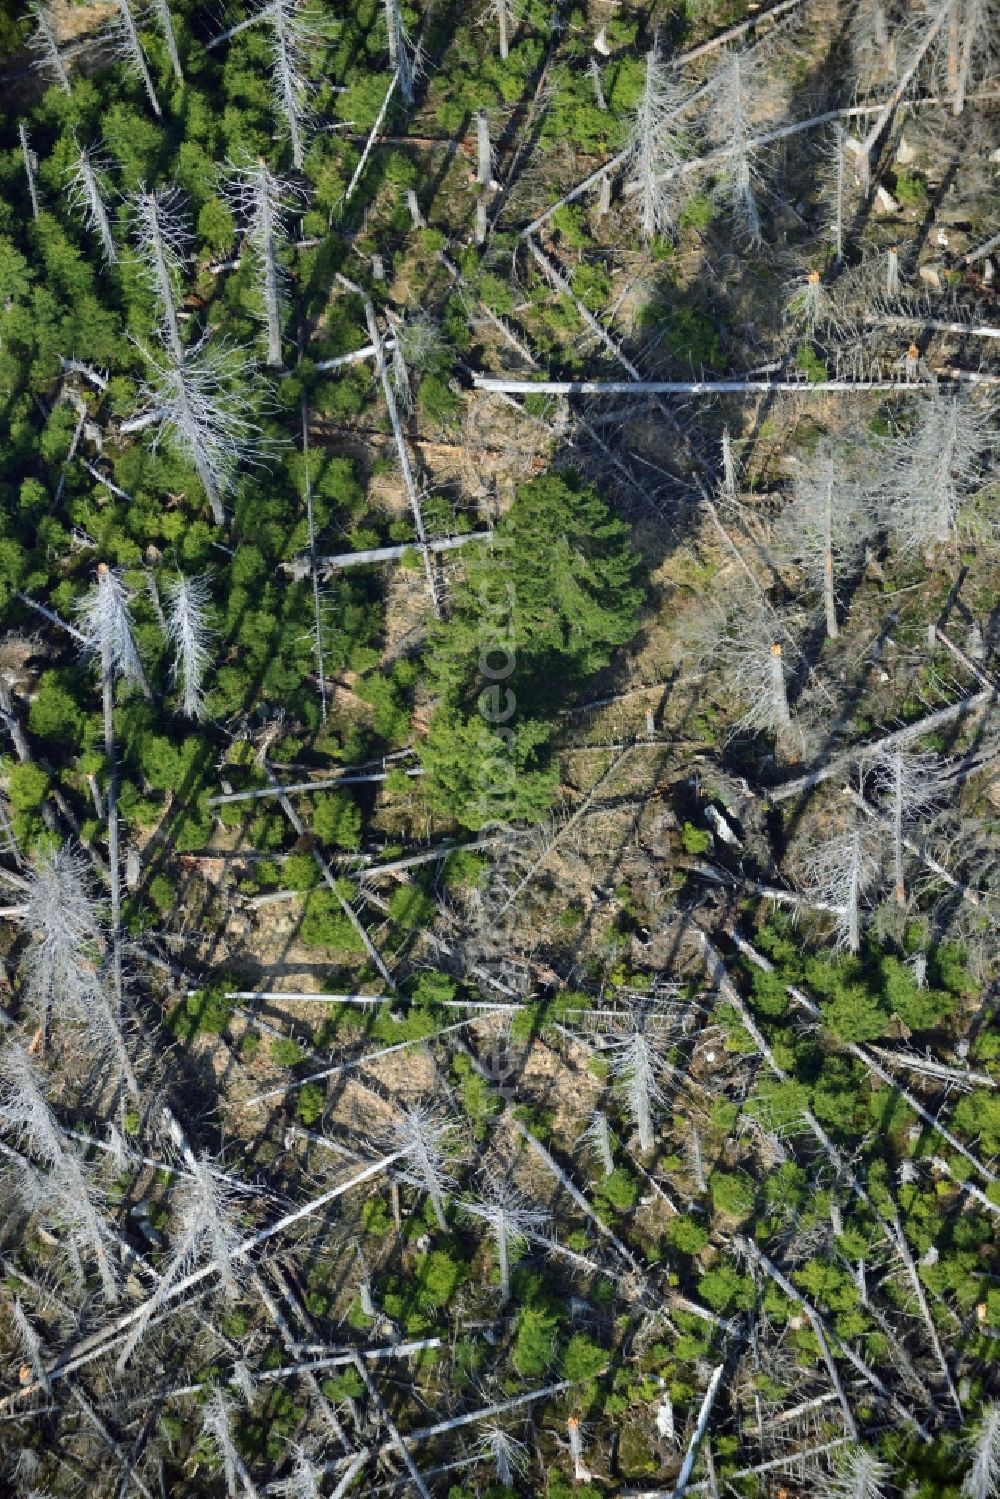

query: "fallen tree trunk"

left=671, top=1363, right=727, bottom=1499
left=474, top=374, right=996, bottom=394
left=863, top=313, right=1000, bottom=340
left=264, top=761, right=398, bottom=991
left=767, top=687, right=995, bottom=802
left=207, top=766, right=424, bottom=807
left=281, top=530, right=491, bottom=579
left=1, top=1152, right=408, bottom=1409
left=731, top=931, right=997, bottom=1185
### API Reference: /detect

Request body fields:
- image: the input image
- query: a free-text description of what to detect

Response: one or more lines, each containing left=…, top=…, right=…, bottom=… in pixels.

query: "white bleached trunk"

left=383, top=0, right=412, bottom=104
left=691, top=1128, right=706, bottom=1193
left=854, top=0, right=955, bottom=187
left=151, top=0, right=182, bottom=81
left=477, top=111, right=491, bottom=186
left=172, top=371, right=225, bottom=525
left=769, top=686, right=994, bottom=802
left=300, top=396, right=326, bottom=721
left=206, top=2, right=280, bottom=48
left=145, top=195, right=183, bottom=360
left=672, top=1365, right=726, bottom=1499
left=592, top=1111, right=614, bottom=1176
left=953, top=0, right=983, bottom=114
left=768, top=643, right=791, bottom=731
left=79, top=151, right=116, bottom=262
left=496, top=1214, right=510, bottom=1303
left=344, top=70, right=399, bottom=203
left=832, top=124, right=844, bottom=261
left=7, top=1152, right=409, bottom=1404
left=473, top=374, right=971, bottom=395
left=100, top=635, right=123, bottom=1022
left=19, top=125, right=39, bottom=220
left=258, top=163, right=283, bottom=367
left=360, top=292, right=440, bottom=616
left=891, top=750, right=905, bottom=905
left=117, top=0, right=161, bottom=116
left=273, top=3, right=303, bottom=167
left=406, top=188, right=425, bottom=227
left=34, top=5, right=71, bottom=91
left=886, top=245, right=900, bottom=297
left=822, top=476, right=838, bottom=639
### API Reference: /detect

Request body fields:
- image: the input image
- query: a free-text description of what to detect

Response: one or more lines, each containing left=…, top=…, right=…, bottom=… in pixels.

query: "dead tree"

left=493, top=0, right=516, bottom=61
left=869, top=747, right=944, bottom=905
left=383, top=0, right=413, bottom=105
left=281, top=1446, right=326, bottom=1499
left=70, top=1382, right=159, bottom=1499
left=343, top=70, right=399, bottom=204
left=202, top=1389, right=260, bottom=1498
left=77, top=564, right=150, bottom=1020
left=460, top=1176, right=549, bottom=1302
left=296, top=397, right=327, bottom=722
left=627, top=46, right=687, bottom=241
left=497, top=744, right=639, bottom=913
left=768, top=685, right=994, bottom=803
left=799, top=825, right=879, bottom=952
left=261, top=759, right=398, bottom=990
left=207, top=0, right=282, bottom=48
left=12, top=1299, right=50, bottom=1396
left=818, top=1446, right=891, bottom=1499
left=110, top=0, right=162, bottom=117
left=476, top=110, right=493, bottom=188
left=284, top=530, right=488, bottom=576
left=164, top=573, right=213, bottom=719
left=886, top=1210, right=961, bottom=1415
left=18, top=125, right=39, bottom=221
left=779, top=442, right=871, bottom=639
left=608, top=1000, right=674, bottom=1153
left=787, top=268, right=832, bottom=333
left=391, top=1105, right=457, bottom=1230
left=737, top=1236, right=887, bottom=1440
left=673, top=1364, right=727, bottom=1499
left=879, top=389, right=993, bottom=553
left=473, top=374, right=996, bottom=395
left=852, top=0, right=957, bottom=189
left=223, top=157, right=300, bottom=367
left=29, top=3, right=70, bottom=92
left=963, top=1403, right=1000, bottom=1499
left=718, top=604, right=794, bottom=744
left=953, top=0, right=991, bottom=114
left=388, top=312, right=446, bottom=421
left=356, top=289, right=441, bottom=616
left=20, top=845, right=131, bottom=1084
left=477, top=1424, right=528, bottom=1487
left=583, top=1110, right=615, bottom=1176
left=850, top=1, right=897, bottom=91
left=128, top=185, right=191, bottom=361
left=824, top=123, right=850, bottom=262
left=507, top=1111, right=646, bottom=1278
left=2, top=1152, right=407, bottom=1403
left=151, top=0, right=183, bottom=82
left=66, top=137, right=117, bottom=264
left=270, top=0, right=317, bottom=166
left=705, top=49, right=768, bottom=241
left=0, top=1043, right=121, bottom=1301
left=129, top=334, right=268, bottom=527
left=115, top=1150, right=248, bottom=1371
